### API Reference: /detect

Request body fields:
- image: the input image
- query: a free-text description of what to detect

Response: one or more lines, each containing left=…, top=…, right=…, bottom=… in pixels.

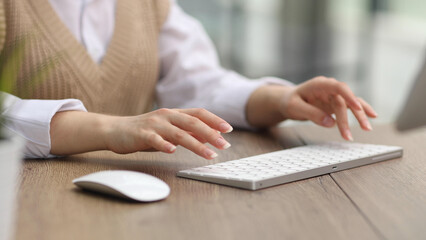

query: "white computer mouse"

left=72, top=170, right=170, bottom=202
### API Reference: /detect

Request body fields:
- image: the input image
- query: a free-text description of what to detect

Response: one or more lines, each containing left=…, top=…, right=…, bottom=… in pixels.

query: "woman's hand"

left=50, top=108, right=233, bottom=159
left=246, top=76, right=378, bottom=140
left=104, top=108, right=232, bottom=159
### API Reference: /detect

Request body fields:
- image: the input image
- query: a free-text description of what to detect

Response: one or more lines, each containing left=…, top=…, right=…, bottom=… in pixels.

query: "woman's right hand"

left=50, top=108, right=233, bottom=160
left=104, top=108, right=233, bottom=159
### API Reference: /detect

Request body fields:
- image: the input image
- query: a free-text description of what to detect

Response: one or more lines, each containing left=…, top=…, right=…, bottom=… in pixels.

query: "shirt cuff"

left=1, top=93, right=87, bottom=159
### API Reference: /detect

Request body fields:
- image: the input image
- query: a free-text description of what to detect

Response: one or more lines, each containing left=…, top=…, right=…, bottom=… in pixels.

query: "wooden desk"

left=14, top=124, right=426, bottom=240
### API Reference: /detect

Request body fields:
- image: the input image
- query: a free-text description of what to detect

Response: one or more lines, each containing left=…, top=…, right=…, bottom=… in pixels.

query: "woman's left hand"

left=246, top=76, right=378, bottom=141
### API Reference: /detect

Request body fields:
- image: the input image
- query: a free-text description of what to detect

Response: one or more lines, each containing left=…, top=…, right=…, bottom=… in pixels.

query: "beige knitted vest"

left=0, top=0, right=169, bottom=116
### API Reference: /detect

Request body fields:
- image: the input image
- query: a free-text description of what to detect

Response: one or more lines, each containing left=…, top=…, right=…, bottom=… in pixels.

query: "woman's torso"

left=0, top=0, right=169, bottom=115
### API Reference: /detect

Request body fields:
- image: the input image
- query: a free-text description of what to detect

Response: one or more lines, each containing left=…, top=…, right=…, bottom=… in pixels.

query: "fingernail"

left=345, top=129, right=354, bottom=141
left=322, top=116, right=334, bottom=127
left=204, top=148, right=218, bottom=159
left=219, top=123, right=233, bottom=133
left=216, top=137, right=231, bottom=149
left=364, top=120, right=373, bottom=131
left=166, top=144, right=176, bottom=153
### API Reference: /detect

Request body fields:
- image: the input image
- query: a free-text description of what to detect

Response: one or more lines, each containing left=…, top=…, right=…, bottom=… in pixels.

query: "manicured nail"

left=345, top=129, right=354, bottom=141
left=219, top=123, right=233, bottom=133
left=204, top=148, right=218, bottom=159
left=364, top=120, right=373, bottom=131
left=166, top=144, right=176, bottom=153
left=216, top=137, right=231, bottom=149
left=322, top=116, right=334, bottom=127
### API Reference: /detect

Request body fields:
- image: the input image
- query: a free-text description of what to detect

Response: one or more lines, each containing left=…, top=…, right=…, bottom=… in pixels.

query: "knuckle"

left=196, top=145, right=207, bottom=155
left=316, top=76, right=329, bottom=83
left=173, top=131, right=186, bottom=141
left=338, top=122, right=349, bottom=130
left=287, top=96, right=299, bottom=108
left=337, top=81, right=348, bottom=89
left=332, top=82, right=348, bottom=94
left=145, top=116, right=159, bottom=125
left=145, top=133, right=159, bottom=145
left=156, top=108, right=172, bottom=115
left=358, top=114, right=368, bottom=121
left=334, top=97, right=346, bottom=108
left=206, top=129, right=219, bottom=139
left=186, top=116, right=199, bottom=125
left=194, top=108, right=208, bottom=115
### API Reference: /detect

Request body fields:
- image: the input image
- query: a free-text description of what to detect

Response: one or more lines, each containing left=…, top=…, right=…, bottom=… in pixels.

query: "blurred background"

left=178, top=0, right=426, bottom=125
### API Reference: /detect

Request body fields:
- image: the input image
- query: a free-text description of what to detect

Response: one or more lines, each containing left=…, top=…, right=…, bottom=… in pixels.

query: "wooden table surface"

left=14, top=124, right=426, bottom=240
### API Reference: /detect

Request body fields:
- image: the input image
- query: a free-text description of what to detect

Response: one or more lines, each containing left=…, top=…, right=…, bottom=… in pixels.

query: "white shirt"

left=1, top=0, right=291, bottom=158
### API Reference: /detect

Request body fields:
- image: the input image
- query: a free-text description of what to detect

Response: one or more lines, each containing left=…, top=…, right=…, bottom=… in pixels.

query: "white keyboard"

left=177, top=142, right=403, bottom=190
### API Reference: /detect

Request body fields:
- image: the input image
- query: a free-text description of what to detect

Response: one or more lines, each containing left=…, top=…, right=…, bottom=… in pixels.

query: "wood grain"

left=14, top=130, right=381, bottom=240
left=292, top=124, right=426, bottom=240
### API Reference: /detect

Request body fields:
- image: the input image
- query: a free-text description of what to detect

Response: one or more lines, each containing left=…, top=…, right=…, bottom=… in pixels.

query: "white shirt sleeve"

left=157, top=0, right=294, bottom=129
left=0, top=92, right=87, bottom=159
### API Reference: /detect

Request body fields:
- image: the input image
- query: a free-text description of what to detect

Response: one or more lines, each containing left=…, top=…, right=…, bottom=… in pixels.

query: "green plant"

left=0, top=39, right=57, bottom=138
left=0, top=40, right=26, bottom=138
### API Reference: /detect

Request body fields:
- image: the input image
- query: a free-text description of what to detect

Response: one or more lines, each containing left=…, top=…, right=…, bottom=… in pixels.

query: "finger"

left=324, top=80, right=362, bottom=111
left=178, top=108, right=233, bottom=133
left=164, top=126, right=218, bottom=160
left=171, top=112, right=231, bottom=150
left=358, top=98, right=378, bottom=118
left=331, top=95, right=353, bottom=141
left=187, top=131, right=208, bottom=143
left=287, top=96, right=335, bottom=128
left=350, top=106, right=373, bottom=131
left=143, top=132, right=177, bottom=154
